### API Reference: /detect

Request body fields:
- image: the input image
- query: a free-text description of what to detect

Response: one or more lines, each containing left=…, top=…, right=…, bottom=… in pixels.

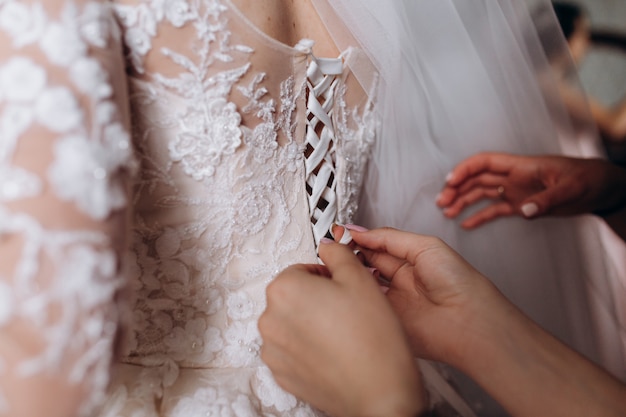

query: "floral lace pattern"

left=0, top=0, right=377, bottom=416
left=334, top=81, right=378, bottom=224
left=0, top=1, right=134, bottom=415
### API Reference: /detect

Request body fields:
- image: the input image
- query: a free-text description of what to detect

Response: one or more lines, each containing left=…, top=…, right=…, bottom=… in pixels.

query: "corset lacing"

left=298, top=39, right=344, bottom=247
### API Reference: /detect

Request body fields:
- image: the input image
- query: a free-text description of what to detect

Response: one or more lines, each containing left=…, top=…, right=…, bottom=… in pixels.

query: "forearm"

left=457, top=298, right=626, bottom=417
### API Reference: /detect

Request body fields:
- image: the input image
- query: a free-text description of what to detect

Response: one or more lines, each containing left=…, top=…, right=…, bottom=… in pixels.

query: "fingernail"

left=344, top=224, right=369, bottom=232
left=379, top=285, right=390, bottom=295
left=446, top=172, right=454, bottom=183
left=521, top=202, right=539, bottom=218
left=368, top=267, right=380, bottom=279
left=436, top=192, right=443, bottom=204
left=320, top=237, right=334, bottom=244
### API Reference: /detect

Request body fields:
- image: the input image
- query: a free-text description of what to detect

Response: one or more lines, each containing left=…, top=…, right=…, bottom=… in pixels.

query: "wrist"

left=440, top=276, right=512, bottom=372
left=592, top=162, right=626, bottom=217
left=446, top=280, right=529, bottom=378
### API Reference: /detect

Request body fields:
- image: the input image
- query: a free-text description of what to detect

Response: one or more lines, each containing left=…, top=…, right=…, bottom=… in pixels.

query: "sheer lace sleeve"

left=0, top=1, right=134, bottom=416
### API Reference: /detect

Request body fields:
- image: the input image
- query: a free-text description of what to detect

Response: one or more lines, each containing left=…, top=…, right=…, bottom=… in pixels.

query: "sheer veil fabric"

left=312, top=0, right=625, bottom=414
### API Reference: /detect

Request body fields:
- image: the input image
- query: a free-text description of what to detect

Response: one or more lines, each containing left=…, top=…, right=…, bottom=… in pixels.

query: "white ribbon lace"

left=303, top=54, right=343, bottom=247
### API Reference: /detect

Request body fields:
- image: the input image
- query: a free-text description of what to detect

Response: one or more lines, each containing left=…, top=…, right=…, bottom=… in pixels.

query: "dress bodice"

left=117, top=0, right=376, bottom=366
left=113, top=1, right=378, bottom=415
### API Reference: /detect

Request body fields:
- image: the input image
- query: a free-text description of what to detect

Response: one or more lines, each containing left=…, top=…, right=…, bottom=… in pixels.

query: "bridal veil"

left=312, top=0, right=625, bottom=414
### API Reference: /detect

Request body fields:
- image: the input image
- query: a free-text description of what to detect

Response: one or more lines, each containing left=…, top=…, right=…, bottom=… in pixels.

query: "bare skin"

left=230, top=0, right=340, bottom=57
left=351, top=227, right=626, bottom=417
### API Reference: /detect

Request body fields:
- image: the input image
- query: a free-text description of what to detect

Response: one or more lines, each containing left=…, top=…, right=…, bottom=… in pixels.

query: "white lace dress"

left=0, top=1, right=376, bottom=416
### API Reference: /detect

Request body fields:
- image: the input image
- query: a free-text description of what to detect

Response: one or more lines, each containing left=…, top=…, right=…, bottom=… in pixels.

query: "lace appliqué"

left=334, top=77, right=378, bottom=224
left=253, top=367, right=298, bottom=412
left=169, top=98, right=243, bottom=180
left=114, top=0, right=257, bottom=181
left=114, top=0, right=197, bottom=74
left=169, top=386, right=256, bottom=417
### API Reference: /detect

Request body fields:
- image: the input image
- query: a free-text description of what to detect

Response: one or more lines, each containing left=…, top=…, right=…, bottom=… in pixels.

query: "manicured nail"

left=353, top=250, right=366, bottom=263
left=320, top=237, right=334, bottom=244
left=368, top=267, right=380, bottom=279
left=521, top=202, right=539, bottom=218
left=344, top=224, right=369, bottom=232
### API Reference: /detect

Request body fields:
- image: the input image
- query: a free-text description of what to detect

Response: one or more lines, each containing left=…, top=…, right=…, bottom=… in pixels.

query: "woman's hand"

left=259, top=240, right=424, bottom=417
left=436, top=152, right=626, bottom=229
left=349, top=226, right=626, bottom=417
left=347, top=226, right=505, bottom=366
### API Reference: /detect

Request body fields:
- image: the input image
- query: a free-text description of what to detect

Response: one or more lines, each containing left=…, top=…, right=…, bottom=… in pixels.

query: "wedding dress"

left=0, top=0, right=376, bottom=415
left=0, top=1, right=623, bottom=417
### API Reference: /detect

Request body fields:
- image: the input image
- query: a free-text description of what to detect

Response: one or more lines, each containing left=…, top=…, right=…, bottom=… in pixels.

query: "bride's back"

left=229, top=0, right=340, bottom=57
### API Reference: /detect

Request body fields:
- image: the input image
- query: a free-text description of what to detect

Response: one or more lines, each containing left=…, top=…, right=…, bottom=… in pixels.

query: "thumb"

left=318, top=240, right=370, bottom=286
left=519, top=182, right=572, bottom=218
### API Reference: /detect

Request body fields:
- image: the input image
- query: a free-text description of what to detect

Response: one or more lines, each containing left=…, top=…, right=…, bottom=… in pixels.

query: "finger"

left=520, top=181, right=580, bottom=218
left=346, top=228, right=414, bottom=280
left=318, top=241, right=370, bottom=285
left=278, top=263, right=331, bottom=279
left=455, top=173, right=507, bottom=196
left=460, top=201, right=515, bottom=229
left=330, top=224, right=359, bottom=251
left=436, top=186, right=459, bottom=207
left=354, top=245, right=406, bottom=282
left=350, top=228, right=448, bottom=271
left=258, top=311, right=289, bottom=349
left=260, top=343, right=299, bottom=387
left=438, top=173, right=506, bottom=208
left=266, top=264, right=331, bottom=310
left=443, top=187, right=503, bottom=218
left=330, top=223, right=347, bottom=243
left=446, top=153, right=517, bottom=187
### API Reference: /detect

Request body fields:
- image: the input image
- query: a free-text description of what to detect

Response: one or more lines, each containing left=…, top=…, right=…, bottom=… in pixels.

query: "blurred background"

left=563, top=0, right=626, bottom=162
left=576, top=0, right=626, bottom=109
